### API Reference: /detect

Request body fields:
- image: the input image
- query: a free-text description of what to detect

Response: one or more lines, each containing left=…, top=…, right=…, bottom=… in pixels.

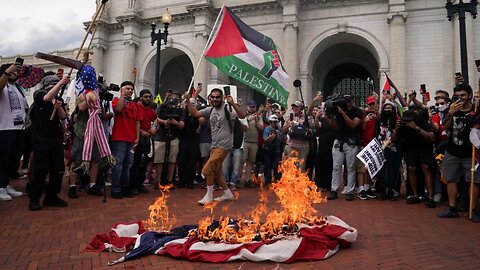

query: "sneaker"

left=0, top=188, right=12, bottom=201
left=43, top=195, right=68, bottom=207
left=358, top=190, right=368, bottom=200
left=345, top=193, right=355, bottom=201
left=198, top=194, right=214, bottom=205
left=68, top=186, right=78, bottom=199
left=228, top=183, right=238, bottom=191
left=470, top=212, right=480, bottom=222
left=214, top=193, right=234, bottom=202
left=327, top=191, right=338, bottom=200
left=341, top=187, right=348, bottom=195
left=392, top=189, right=399, bottom=197
left=29, top=200, right=42, bottom=211
left=437, top=208, right=458, bottom=218
left=424, top=198, right=436, bottom=208
left=434, top=193, right=442, bottom=203
left=111, top=192, right=123, bottom=199
left=365, top=189, right=377, bottom=199
left=5, top=185, right=23, bottom=197
left=406, top=196, right=420, bottom=204
left=87, top=185, right=102, bottom=196
left=104, top=181, right=112, bottom=187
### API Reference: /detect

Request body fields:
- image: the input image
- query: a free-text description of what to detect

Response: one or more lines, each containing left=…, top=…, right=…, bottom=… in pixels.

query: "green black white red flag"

left=205, top=6, right=289, bottom=107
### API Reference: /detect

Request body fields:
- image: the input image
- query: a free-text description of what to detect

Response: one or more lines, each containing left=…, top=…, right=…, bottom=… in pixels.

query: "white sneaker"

left=214, top=193, right=234, bottom=202
left=341, top=187, right=348, bottom=195
left=434, top=193, right=442, bottom=203
left=198, top=195, right=214, bottom=205
left=0, top=188, right=12, bottom=201
left=105, top=181, right=112, bottom=187
left=5, top=185, right=23, bottom=197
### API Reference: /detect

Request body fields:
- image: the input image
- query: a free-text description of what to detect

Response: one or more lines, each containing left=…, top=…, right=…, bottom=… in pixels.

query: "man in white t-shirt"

left=0, top=63, right=28, bottom=201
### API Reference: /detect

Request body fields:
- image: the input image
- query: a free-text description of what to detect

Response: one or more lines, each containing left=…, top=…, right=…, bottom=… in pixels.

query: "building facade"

left=2, top=0, right=479, bottom=107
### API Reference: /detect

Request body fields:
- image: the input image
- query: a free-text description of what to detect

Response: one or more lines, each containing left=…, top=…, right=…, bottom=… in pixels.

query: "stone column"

left=122, top=40, right=138, bottom=82
left=187, top=3, right=214, bottom=99
left=387, top=12, right=407, bottom=92
left=91, top=44, right=106, bottom=75
left=281, top=0, right=299, bottom=108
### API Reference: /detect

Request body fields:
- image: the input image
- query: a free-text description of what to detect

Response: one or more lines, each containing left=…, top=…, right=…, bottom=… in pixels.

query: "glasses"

left=382, top=91, right=391, bottom=95
left=274, top=111, right=281, bottom=114
left=210, top=96, right=222, bottom=99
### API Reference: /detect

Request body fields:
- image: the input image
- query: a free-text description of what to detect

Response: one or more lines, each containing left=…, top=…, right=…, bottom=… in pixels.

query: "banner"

left=356, top=139, right=386, bottom=178
left=205, top=7, right=289, bottom=108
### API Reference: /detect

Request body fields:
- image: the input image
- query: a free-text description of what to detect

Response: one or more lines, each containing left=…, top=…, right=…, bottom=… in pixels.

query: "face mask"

left=437, top=104, right=447, bottom=112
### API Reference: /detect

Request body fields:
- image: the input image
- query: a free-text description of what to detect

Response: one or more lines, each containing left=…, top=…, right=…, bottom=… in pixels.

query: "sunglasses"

left=435, top=102, right=446, bottom=106
left=210, top=96, right=222, bottom=99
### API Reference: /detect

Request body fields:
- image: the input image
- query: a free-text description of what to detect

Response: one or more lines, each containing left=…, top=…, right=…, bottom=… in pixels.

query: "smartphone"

left=15, top=57, right=24, bottom=65
left=420, top=84, right=426, bottom=94
left=455, top=72, right=462, bottom=77
left=425, top=92, right=430, bottom=102
left=223, top=86, right=231, bottom=96
left=289, top=113, right=294, bottom=121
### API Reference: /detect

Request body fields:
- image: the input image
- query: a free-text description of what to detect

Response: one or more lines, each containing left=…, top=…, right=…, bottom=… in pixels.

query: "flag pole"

left=186, top=4, right=226, bottom=95
left=469, top=89, right=479, bottom=219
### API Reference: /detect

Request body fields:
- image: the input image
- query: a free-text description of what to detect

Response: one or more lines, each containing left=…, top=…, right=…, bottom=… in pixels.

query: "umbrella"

left=34, top=52, right=84, bottom=70
left=16, top=65, right=45, bottom=89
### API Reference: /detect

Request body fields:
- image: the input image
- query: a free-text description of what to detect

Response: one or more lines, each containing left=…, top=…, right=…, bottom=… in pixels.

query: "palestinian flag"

left=205, top=6, right=289, bottom=107
left=382, top=73, right=407, bottom=114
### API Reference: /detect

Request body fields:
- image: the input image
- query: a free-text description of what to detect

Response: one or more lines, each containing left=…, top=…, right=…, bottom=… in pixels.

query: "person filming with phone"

left=0, top=61, right=28, bottom=202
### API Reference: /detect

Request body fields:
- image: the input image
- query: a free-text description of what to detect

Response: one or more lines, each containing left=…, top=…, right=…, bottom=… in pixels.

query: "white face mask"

left=437, top=104, right=447, bottom=112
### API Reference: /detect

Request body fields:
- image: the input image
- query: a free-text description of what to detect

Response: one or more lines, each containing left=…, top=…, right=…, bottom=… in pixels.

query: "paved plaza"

left=1, top=177, right=480, bottom=270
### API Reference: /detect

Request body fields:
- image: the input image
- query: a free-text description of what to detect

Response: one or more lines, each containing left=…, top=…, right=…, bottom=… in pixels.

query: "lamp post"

left=446, top=0, right=477, bottom=85
left=151, top=10, right=172, bottom=96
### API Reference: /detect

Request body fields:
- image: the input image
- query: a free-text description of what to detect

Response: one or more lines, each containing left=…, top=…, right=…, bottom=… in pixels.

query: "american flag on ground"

left=86, top=216, right=357, bottom=264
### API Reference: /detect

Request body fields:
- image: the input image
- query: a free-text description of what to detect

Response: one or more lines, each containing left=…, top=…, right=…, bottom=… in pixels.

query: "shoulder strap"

left=224, top=104, right=233, bottom=133
left=14, top=83, right=26, bottom=99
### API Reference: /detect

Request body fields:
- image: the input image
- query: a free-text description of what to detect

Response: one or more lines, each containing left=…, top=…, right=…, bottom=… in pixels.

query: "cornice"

left=300, top=0, right=384, bottom=9
left=387, top=11, right=408, bottom=24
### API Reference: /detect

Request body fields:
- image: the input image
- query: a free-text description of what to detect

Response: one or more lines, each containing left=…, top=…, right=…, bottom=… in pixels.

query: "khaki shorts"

left=154, top=139, right=179, bottom=164
left=243, top=142, right=258, bottom=163
left=356, top=147, right=367, bottom=173
left=202, top=147, right=229, bottom=180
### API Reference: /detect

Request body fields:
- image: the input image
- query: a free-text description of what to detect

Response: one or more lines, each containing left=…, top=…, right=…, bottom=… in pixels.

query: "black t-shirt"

left=154, top=104, right=186, bottom=142
left=232, top=119, right=244, bottom=149
left=30, top=90, right=63, bottom=142
left=445, top=108, right=475, bottom=158
left=397, top=118, right=433, bottom=153
left=336, top=106, right=364, bottom=143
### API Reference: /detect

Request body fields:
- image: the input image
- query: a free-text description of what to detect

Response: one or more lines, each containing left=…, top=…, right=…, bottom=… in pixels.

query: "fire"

left=144, top=185, right=176, bottom=232
left=191, top=155, right=327, bottom=244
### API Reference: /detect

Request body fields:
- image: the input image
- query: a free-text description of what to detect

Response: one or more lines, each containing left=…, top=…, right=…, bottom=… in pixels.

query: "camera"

left=98, top=76, right=119, bottom=102
left=429, top=105, right=438, bottom=114
left=324, top=94, right=347, bottom=118
left=158, top=97, right=183, bottom=120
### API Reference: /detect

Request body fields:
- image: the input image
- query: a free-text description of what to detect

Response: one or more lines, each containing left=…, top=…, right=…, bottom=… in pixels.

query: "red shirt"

left=138, top=104, right=157, bottom=132
left=431, top=114, right=447, bottom=143
left=112, top=98, right=143, bottom=143
left=362, top=109, right=377, bottom=146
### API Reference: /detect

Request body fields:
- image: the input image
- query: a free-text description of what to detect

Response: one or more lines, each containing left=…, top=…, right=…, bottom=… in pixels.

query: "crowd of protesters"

left=1, top=61, right=480, bottom=222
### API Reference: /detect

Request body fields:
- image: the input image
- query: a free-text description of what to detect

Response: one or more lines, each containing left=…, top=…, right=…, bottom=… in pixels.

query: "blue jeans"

left=222, top=148, right=243, bottom=186
left=264, top=151, right=281, bottom=184
left=111, top=141, right=134, bottom=194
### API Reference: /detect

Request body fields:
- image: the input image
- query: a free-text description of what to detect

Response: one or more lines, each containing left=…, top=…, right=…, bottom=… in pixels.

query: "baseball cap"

left=247, top=100, right=257, bottom=107
left=366, top=95, right=376, bottom=105
left=291, top=100, right=304, bottom=107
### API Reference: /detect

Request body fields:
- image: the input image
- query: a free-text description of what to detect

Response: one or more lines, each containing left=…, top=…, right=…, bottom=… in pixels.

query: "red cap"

left=366, top=96, right=376, bottom=105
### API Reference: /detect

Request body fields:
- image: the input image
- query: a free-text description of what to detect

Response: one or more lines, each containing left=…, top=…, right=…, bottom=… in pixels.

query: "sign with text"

left=356, top=139, right=386, bottom=178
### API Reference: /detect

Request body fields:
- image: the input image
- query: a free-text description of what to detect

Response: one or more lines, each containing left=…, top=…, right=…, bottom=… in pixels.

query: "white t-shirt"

left=0, top=83, right=28, bottom=131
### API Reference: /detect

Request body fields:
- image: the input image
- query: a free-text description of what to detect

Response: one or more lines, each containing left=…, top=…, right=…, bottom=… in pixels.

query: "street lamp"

left=151, top=9, right=172, bottom=96
left=446, top=0, right=478, bottom=85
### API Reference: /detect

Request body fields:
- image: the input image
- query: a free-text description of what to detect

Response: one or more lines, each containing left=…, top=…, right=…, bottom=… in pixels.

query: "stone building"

left=2, top=0, right=479, bottom=107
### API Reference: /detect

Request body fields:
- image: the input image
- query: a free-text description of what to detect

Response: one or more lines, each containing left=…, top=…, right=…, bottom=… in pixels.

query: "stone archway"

left=299, top=28, right=389, bottom=103
left=142, top=47, right=194, bottom=97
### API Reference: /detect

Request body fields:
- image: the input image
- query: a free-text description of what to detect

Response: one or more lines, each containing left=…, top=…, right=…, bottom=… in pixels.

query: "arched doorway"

left=143, top=48, right=193, bottom=98
left=313, top=41, right=379, bottom=108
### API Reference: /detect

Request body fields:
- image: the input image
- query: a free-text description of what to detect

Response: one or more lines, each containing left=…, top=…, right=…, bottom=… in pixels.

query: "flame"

left=143, top=185, right=176, bottom=232
left=191, top=155, right=327, bottom=244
